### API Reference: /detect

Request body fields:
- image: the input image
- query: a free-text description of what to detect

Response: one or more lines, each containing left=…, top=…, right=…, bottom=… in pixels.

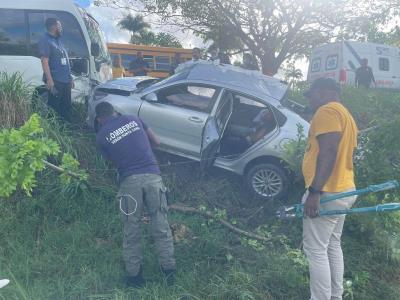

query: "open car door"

left=200, top=91, right=233, bottom=171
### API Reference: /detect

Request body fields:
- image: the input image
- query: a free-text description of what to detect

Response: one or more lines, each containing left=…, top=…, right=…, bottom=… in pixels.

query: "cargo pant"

left=118, top=173, right=176, bottom=276
left=302, top=189, right=357, bottom=300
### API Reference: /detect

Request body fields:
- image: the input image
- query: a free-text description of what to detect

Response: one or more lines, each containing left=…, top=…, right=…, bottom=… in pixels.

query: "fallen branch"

left=169, top=204, right=271, bottom=243
left=42, top=160, right=82, bottom=179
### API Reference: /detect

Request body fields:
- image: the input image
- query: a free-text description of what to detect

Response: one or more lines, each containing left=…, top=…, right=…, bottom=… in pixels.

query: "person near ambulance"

left=355, top=58, right=376, bottom=88
left=95, top=102, right=176, bottom=288
left=39, top=18, right=74, bottom=121
left=302, top=78, right=358, bottom=300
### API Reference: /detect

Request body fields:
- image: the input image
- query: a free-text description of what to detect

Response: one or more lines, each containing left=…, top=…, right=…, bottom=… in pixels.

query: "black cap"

left=304, top=77, right=341, bottom=97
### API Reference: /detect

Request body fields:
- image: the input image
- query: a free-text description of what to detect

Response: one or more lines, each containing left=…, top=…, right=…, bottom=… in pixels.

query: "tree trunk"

left=260, top=54, right=278, bottom=76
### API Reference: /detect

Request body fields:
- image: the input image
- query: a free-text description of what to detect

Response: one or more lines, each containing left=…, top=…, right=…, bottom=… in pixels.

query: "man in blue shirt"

left=39, top=18, right=74, bottom=121
left=95, top=102, right=176, bottom=288
left=129, top=51, right=150, bottom=76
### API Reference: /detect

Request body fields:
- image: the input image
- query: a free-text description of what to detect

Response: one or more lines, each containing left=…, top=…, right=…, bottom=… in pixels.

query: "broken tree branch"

left=169, top=204, right=271, bottom=243
left=42, top=160, right=81, bottom=179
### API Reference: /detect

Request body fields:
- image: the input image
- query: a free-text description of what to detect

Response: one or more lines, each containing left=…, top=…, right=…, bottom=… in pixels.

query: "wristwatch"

left=308, top=186, right=322, bottom=195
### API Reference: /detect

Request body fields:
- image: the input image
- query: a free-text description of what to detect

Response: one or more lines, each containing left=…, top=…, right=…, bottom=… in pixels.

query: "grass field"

left=1, top=83, right=400, bottom=299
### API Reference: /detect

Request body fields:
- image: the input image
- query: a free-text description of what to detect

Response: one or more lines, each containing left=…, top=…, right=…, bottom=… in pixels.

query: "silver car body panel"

left=87, top=64, right=310, bottom=176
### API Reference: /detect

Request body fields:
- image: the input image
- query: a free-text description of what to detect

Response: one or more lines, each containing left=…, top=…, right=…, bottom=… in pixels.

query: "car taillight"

left=93, top=90, right=108, bottom=101
left=339, top=69, right=347, bottom=83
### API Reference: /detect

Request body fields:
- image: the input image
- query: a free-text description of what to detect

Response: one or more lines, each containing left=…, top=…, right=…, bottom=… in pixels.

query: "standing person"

left=39, top=18, right=74, bottom=121
left=208, top=47, right=220, bottom=64
left=302, top=78, right=358, bottom=300
left=112, top=54, right=125, bottom=78
left=355, top=58, right=376, bottom=88
left=174, top=47, right=204, bottom=73
left=169, top=52, right=181, bottom=75
left=192, top=47, right=202, bottom=61
left=242, top=53, right=260, bottom=71
left=129, top=51, right=150, bottom=76
left=95, top=102, right=176, bottom=288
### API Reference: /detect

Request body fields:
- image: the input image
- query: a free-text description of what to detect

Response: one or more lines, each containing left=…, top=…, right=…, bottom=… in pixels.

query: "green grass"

left=1, top=85, right=400, bottom=299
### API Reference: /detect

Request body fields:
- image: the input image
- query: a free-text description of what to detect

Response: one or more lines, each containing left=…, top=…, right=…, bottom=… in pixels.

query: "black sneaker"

left=161, top=268, right=176, bottom=286
left=126, top=267, right=146, bottom=288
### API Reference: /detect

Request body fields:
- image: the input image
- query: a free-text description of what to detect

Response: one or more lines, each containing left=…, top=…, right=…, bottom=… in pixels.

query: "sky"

left=87, top=4, right=309, bottom=78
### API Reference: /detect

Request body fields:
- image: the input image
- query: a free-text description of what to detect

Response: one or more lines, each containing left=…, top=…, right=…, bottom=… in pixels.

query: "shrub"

left=0, top=72, right=32, bottom=128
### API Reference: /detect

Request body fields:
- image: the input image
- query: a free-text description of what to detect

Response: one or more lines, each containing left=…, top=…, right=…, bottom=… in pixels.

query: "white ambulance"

left=0, top=0, right=112, bottom=102
left=307, top=41, right=400, bottom=89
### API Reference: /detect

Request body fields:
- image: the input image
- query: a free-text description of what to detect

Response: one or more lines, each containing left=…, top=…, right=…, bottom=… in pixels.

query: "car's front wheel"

left=245, top=163, right=289, bottom=201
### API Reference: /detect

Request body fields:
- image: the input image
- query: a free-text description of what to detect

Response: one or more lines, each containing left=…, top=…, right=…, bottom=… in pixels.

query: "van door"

left=373, top=45, right=397, bottom=88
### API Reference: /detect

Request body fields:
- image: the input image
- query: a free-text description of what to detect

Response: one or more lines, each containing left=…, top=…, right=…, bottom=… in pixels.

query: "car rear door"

left=139, top=83, right=221, bottom=159
left=200, top=90, right=233, bottom=170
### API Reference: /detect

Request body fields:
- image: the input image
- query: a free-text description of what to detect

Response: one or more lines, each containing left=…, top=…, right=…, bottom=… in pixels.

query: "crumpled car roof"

left=185, top=62, right=289, bottom=101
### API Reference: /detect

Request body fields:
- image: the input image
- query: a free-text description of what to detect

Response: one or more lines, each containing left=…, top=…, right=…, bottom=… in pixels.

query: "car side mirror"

left=144, top=92, right=158, bottom=102
left=91, top=42, right=100, bottom=57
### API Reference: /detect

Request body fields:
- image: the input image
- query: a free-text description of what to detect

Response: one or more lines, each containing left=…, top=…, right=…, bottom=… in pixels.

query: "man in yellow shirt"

left=302, top=78, right=358, bottom=300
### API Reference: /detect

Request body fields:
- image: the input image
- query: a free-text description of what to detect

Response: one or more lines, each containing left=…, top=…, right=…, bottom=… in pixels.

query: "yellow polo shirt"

left=302, top=102, right=358, bottom=192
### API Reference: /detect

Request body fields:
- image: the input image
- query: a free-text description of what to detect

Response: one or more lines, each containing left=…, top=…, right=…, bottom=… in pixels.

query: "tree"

left=284, top=61, right=303, bottom=86
left=118, top=14, right=151, bottom=44
left=118, top=13, right=182, bottom=47
left=105, top=0, right=398, bottom=75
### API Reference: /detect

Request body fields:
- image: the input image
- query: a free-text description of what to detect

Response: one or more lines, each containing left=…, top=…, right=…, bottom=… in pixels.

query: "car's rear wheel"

left=245, top=163, right=289, bottom=201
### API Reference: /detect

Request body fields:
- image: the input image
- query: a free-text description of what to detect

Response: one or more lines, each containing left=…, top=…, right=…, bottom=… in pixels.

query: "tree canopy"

left=99, top=0, right=399, bottom=75
left=118, top=13, right=182, bottom=47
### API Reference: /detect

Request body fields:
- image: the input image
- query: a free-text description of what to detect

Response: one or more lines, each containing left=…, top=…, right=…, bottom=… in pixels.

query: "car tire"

left=245, top=163, right=289, bottom=201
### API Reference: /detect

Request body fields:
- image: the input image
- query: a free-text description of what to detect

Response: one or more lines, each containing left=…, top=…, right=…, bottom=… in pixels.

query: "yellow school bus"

left=107, top=43, right=193, bottom=78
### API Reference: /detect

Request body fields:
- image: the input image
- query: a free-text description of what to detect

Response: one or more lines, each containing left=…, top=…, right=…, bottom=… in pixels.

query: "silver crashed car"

left=87, top=63, right=309, bottom=201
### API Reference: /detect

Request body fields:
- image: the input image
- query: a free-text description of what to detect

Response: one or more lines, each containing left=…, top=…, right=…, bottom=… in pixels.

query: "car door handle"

left=188, top=116, right=204, bottom=123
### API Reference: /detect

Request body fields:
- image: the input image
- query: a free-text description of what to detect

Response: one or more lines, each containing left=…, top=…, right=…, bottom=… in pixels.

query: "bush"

left=0, top=72, right=32, bottom=128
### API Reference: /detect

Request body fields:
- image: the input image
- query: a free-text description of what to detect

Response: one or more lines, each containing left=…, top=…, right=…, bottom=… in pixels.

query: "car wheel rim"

left=251, top=168, right=283, bottom=198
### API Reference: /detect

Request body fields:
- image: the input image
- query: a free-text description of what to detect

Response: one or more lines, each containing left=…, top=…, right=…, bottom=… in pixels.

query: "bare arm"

left=146, top=128, right=160, bottom=147
left=41, top=57, right=54, bottom=90
left=304, top=132, right=342, bottom=218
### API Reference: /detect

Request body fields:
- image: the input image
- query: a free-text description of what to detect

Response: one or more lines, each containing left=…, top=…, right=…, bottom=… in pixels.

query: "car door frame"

left=200, top=88, right=234, bottom=171
left=139, top=81, right=223, bottom=160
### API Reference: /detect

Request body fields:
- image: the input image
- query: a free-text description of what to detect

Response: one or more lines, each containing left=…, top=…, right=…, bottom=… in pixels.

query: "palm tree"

left=118, top=14, right=151, bottom=44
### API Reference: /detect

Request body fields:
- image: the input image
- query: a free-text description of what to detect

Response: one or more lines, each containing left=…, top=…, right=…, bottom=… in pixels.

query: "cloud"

left=87, top=6, right=130, bottom=43
left=87, top=5, right=203, bottom=48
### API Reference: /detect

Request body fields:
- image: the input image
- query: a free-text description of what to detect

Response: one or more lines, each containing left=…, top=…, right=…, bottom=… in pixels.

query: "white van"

left=0, top=0, right=112, bottom=102
left=308, top=41, right=400, bottom=89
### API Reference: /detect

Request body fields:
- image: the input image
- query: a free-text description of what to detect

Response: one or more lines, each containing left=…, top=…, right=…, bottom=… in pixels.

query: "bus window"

left=0, top=9, right=28, bottom=55
left=143, top=55, right=154, bottom=69
left=27, top=11, right=89, bottom=58
left=120, top=54, right=136, bottom=69
left=155, top=56, right=171, bottom=71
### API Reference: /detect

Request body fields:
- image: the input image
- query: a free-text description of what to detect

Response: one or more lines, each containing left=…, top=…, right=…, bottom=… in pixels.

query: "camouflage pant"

left=118, top=173, right=176, bottom=276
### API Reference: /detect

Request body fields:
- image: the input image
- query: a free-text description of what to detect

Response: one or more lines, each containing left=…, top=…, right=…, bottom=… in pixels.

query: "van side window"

left=27, top=11, right=89, bottom=58
left=379, top=57, right=390, bottom=71
left=326, top=55, right=338, bottom=70
left=0, top=9, right=28, bottom=56
left=311, top=58, right=321, bottom=72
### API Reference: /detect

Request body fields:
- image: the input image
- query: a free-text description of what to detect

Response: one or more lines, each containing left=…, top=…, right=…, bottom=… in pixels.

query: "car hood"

left=96, top=76, right=155, bottom=93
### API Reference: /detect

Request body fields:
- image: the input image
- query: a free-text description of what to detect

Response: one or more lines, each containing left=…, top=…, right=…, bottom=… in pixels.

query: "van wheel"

left=245, top=163, right=289, bottom=201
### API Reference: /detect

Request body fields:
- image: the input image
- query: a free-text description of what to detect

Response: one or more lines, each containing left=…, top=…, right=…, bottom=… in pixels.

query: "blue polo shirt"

left=96, top=115, right=160, bottom=180
left=38, top=33, right=72, bottom=83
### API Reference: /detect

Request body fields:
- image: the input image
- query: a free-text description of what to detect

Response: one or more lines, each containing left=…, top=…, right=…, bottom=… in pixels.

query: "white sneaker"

left=0, top=279, right=10, bottom=289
